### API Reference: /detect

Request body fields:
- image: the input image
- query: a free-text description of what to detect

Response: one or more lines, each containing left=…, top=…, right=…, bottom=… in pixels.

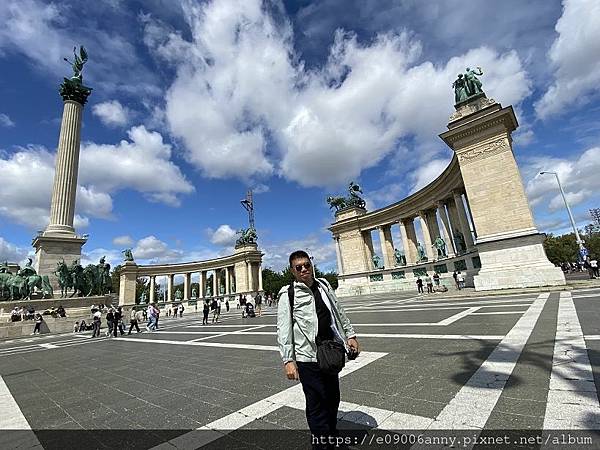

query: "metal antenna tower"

left=241, top=189, right=255, bottom=229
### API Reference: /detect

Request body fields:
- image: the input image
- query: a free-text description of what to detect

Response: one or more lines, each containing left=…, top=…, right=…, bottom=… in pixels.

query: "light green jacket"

left=276, top=278, right=356, bottom=364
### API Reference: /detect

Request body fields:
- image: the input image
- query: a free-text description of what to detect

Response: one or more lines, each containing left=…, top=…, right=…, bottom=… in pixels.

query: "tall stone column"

left=184, top=273, right=191, bottom=300
left=362, top=230, right=375, bottom=270
left=167, top=274, right=174, bottom=302
left=119, top=261, right=137, bottom=306
left=452, top=190, right=475, bottom=251
left=212, top=270, right=218, bottom=297
left=379, top=225, right=395, bottom=268
left=225, top=267, right=231, bottom=294
left=149, top=276, right=156, bottom=303
left=200, top=271, right=206, bottom=298
left=419, top=211, right=434, bottom=260
left=437, top=201, right=456, bottom=257
left=33, top=77, right=92, bottom=290
left=258, top=263, right=263, bottom=292
left=440, top=97, right=564, bottom=289
left=400, top=219, right=418, bottom=265
left=334, top=237, right=344, bottom=275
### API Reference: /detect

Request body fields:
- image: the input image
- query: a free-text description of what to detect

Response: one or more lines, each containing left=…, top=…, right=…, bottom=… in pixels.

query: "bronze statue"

left=326, top=181, right=366, bottom=212
left=394, top=248, right=406, bottom=266
left=122, top=248, right=134, bottom=262
left=235, top=227, right=258, bottom=247
left=433, top=237, right=447, bottom=258
left=452, top=66, right=485, bottom=105
left=372, top=255, right=381, bottom=269
left=417, top=242, right=427, bottom=262
left=464, top=67, right=484, bottom=97
left=60, top=45, right=92, bottom=105
left=452, top=74, right=468, bottom=103
left=64, top=46, right=88, bottom=83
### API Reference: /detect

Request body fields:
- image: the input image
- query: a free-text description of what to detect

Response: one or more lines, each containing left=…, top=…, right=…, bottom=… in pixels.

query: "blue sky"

left=1, top=0, right=599, bottom=274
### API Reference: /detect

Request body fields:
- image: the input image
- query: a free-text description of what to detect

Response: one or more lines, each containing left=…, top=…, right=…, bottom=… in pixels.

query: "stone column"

left=419, top=211, right=434, bottom=260
left=32, top=81, right=92, bottom=289
left=258, top=263, right=263, bottom=292
left=200, top=271, right=206, bottom=298
left=149, top=276, right=156, bottom=303
left=437, top=201, right=456, bottom=257
left=167, top=274, right=174, bottom=302
left=400, top=219, right=418, bottom=265
left=212, top=271, right=218, bottom=297
left=378, top=225, right=395, bottom=268
left=118, top=261, right=138, bottom=306
left=334, top=237, right=344, bottom=275
left=225, top=267, right=231, bottom=294
left=184, top=273, right=191, bottom=300
left=453, top=190, right=475, bottom=251
left=446, top=198, right=464, bottom=254
left=362, top=230, right=375, bottom=270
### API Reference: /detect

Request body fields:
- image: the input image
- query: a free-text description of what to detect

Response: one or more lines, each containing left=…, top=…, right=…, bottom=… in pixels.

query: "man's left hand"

left=347, top=337, right=360, bottom=355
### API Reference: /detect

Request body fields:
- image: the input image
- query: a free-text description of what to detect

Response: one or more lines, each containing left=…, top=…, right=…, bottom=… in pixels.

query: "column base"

left=32, top=234, right=87, bottom=292
left=474, top=233, right=565, bottom=291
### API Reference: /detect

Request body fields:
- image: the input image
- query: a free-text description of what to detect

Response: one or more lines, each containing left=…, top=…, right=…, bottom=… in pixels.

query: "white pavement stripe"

left=38, top=343, right=59, bottom=349
left=151, top=351, right=388, bottom=450
left=117, top=336, right=279, bottom=352
left=0, top=374, right=42, bottom=448
left=425, top=293, right=548, bottom=434
left=544, top=292, right=600, bottom=429
left=188, top=325, right=267, bottom=342
left=438, top=307, right=480, bottom=325
left=345, top=303, right=533, bottom=313
left=585, top=335, right=600, bottom=340
left=571, top=293, right=600, bottom=299
left=470, top=311, right=526, bottom=315
left=147, top=331, right=504, bottom=340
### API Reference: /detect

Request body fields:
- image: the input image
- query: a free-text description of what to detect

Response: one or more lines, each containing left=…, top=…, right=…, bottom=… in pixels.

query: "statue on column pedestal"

left=372, top=255, right=381, bottom=269
left=394, top=248, right=406, bottom=266
left=433, top=237, right=447, bottom=258
left=454, top=230, right=466, bottom=254
left=60, top=46, right=93, bottom=105
left=417, top=242, right=427, bottom=262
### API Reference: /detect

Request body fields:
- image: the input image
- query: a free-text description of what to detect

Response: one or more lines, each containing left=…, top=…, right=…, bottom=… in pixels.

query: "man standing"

left=255, top=292, right=263, bottom=316
left=277, top=250, right=359, bottom=448
left=91, top=309, right=101, bottom=337
left=416, top=277, right=424, bottom=294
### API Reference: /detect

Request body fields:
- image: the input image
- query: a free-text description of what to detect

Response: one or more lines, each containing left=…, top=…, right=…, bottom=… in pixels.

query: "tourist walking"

left=92, top=309, right=101, bottom=337
left=113, top=307, right=125, bottom=337
left=416, top=277, right=424, bottom=294
left=591, top=257, right=599, bottom=278
left=105, top=308, right=115, bottom=337
left=212, top=298, right=221, bottom=323
left=128, top=307, right=140, bottom=334
left=424, top=273, right=433, bottom=294
left=456, top=271, right=465, bottom=289
left=452, top=271, right=459, bottom=289
left=32, top=313, right=43, bottom=335
left=146, top=304, right=157, bottom=331
left=277, top=250, right=359, bottom=449
left=178, top=303, right=184, bottom=318
left=202, top=300, right=210, bottom=325
left=225, top=298, right=230, bottom=312
left=255, top=292, right=263, bottom=316
left=433, top=272, right=440, bottom=288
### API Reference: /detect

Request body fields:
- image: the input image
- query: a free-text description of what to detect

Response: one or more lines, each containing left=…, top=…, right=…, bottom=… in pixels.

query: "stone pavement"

left=1, top=287, right=600, bottom=449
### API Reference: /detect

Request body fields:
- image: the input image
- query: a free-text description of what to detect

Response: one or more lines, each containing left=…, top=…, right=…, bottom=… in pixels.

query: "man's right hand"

left=284, top=361, right=299, bottom=380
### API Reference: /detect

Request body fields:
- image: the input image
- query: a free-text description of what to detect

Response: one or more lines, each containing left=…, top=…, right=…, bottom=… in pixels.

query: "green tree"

left=110, top=264, right=122, bottom=294
left=261, top=264, right=338, bottom=297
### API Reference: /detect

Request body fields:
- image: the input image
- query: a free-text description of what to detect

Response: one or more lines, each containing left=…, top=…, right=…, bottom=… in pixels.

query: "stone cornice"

left=329, top=155, right=464, bottom=235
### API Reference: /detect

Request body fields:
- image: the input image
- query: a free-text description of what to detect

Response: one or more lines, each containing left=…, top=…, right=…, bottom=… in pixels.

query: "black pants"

left=113, top=321, right=124, bottom=336
left=203, top=311, right=209, bottom=324
left=297, top=362, right=340, bottom=448
left=128, top=320, right=140, bottom=334
left=92, top=320, right=100, bottom=337
left=33, top=322, right=42, bottom=333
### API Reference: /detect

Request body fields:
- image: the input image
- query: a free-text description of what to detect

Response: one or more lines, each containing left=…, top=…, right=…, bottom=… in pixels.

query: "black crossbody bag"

left=288, top=282, right=346, bottom=375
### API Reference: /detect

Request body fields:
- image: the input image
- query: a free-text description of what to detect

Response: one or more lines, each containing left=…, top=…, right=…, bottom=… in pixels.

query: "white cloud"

left=0, top=236, right=27, bottom=262
left=112, top=235, right=134, bottom=246
left=525, top=147, right=600, bottom=212
left=133, top=235, right=182, bottom=262
left=534, top=0, right=600, bottom=119
left=92, top=100, right=130, bottom=127
left=208, top=224, right=238, bottom=246
left=409, top=158, right=452, bottom=193
left=154, top=0, right=531, bottom=190
left=0, top=126, right=193, bottom=229
left=0, top=113, right=15, bottom=127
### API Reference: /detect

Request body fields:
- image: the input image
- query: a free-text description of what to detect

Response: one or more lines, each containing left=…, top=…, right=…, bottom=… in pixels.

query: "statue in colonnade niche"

left=394, top=248, right=406, bottom=266
left=417, top=242, right=427, bottom=262
left=372, top=255, right=381, bottom=269
left=433, top=237, right=447, bottom=258
left=454, top=230, right=466, bottom=254
left=175, top=289, right=183, bottom=300
left=191, top=288, right=197, bottom=299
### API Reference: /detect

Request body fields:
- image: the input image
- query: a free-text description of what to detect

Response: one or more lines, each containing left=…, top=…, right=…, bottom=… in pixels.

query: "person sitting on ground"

left=79, top=319, right=88, bottom=332
left=10, top=307, right=21, bottom=322
left=57, top=305, right=66, bottom=318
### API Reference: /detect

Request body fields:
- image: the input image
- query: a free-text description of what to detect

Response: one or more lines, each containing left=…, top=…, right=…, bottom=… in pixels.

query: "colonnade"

left=334, top=189, right=475, bottom=275
left=119, top=244, right=263, bottom=305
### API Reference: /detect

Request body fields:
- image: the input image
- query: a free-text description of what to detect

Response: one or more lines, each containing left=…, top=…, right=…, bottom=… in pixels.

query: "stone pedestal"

left=233, top=243, right=262, bottom=294
left=119, top=261, right=138, bottom=306
left=32, top=234, right=87, bottom=291
left=334, top=207, right=369, bottom=274
left=440, top=97, right=565, bottom=290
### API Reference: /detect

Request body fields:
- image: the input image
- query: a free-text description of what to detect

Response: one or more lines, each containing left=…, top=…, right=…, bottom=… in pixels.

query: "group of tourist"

left=415, top=270, right=465, bottom=294
left=560, top=258, right=599, bottom=278
left=9, top=305, right=35, bottom=322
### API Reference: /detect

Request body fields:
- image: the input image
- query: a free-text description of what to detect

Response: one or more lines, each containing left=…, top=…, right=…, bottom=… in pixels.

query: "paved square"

left=2, top=287, right=600, bottom=449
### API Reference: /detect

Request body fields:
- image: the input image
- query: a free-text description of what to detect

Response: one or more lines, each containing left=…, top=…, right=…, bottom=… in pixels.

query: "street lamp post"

left=540, top=171, right=587, bottom=258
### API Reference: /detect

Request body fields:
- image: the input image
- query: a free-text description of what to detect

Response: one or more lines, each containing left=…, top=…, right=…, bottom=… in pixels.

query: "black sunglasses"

left=294, top=262, right=312, bottom=272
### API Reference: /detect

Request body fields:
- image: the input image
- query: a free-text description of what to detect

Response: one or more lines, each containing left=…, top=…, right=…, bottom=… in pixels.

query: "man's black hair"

left=289, top=250, right=310, bottom=267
